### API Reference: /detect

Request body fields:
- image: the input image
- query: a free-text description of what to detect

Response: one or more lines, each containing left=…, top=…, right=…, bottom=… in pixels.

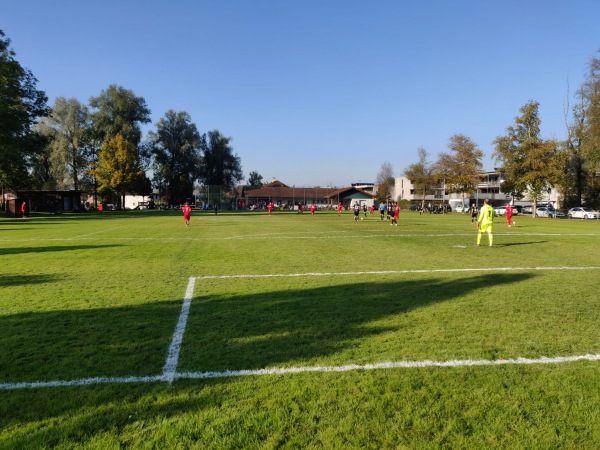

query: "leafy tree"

left=566, top=51, right=600, bottom=207
left=375, top=161, right=394, bottom=203
left=88, top=84, right=151, bottom=147
left=93, top=134, right=149, bottom=208
left=404, top=148, right=435, bottom=210
left=493, top=101, right=562, bottom=215
left=248, top=171, right=264, bottom=188
left=28, top=133, right=55, bottom=190
left=148, top=110, right=201, bottom=205
left=37, top=97, right=92, bottom=190
left=436, top=134, right=483, bottom=211
left=0, top=30, right=49, bottom=189
left=198, top=130, right=243, bottom=188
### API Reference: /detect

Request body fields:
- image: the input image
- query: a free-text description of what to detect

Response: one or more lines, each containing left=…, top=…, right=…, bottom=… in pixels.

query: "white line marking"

left=68, top=225, right=128, bottom=239
left=3, top=354, right=599, bottom=390
left=175, top=354, right=600, bottom=380
left=3, top=267, right=600, bottom=391
left=1, top=232, right=596, bottom=243
left=195, top=266, right=600, bottom=280
left=0, top=375, right=161, bottom=390
left=161, top=277, right=196, bottom=384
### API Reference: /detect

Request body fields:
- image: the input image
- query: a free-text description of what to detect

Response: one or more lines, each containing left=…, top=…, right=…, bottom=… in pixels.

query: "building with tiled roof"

left=243, top=180, right=375, bottom=211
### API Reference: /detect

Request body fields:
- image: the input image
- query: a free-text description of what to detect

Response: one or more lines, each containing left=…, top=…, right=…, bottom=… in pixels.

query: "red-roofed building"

left=243, top=180, right=375, bottom=211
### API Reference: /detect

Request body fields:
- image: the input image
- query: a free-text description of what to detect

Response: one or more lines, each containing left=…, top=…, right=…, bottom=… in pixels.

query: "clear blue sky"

left=4, top=0, right=599, bottom=187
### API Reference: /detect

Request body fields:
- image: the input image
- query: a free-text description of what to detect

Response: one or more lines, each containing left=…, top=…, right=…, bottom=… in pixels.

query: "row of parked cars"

left=567, top=207, right=600, bottom=219
left=493, top=204, right=600, bottom=219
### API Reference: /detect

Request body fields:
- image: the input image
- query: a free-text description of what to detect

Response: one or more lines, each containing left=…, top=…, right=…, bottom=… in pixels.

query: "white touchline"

left=161, top=277, right=196, bottom=384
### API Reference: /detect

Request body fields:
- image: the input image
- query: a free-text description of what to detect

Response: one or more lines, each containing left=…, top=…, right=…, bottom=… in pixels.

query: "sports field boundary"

left=2, top=265, right=600, bottom=391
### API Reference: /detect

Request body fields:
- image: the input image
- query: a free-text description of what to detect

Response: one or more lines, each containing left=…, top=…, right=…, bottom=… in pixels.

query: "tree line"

left=0, top=30, right=243, bottom=208
left=3, top=27, right=600, bottom=210
left=378, top=50, right=600, bottom=211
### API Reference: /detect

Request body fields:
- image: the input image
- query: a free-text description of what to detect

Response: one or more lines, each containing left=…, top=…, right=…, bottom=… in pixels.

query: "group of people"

left=181, top=198, right=515, bottom=248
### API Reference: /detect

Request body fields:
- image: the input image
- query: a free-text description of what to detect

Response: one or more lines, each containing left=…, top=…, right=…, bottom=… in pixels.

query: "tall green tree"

left=93, top=134, right=149, bottom=208
left=375, top=161, right=394, bottom=203
left=248, top=171, right=264, bottom=188
left=0, top=30, right=49, bottom=189
left=198, top=130, right=243, bottom=188
left=88, top=84, right=151, bottom=147
left=493, top=101, right=562, bottom=215
left=436, top=134, right=483, bottom=210
left=404, top=148, right=435, bottom=210
left=567, top=51, right=600, bottom=207
left=28, top=132, right=55, bottom=190
left=149, top=110, right=201, bottom=205
left=37, top=97, right=92, bottom=190
left=88, top=85, right=151, bottom=207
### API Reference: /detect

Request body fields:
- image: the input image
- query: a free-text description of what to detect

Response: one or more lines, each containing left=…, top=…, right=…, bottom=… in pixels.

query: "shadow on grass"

left=0, top=272, right=537, bottom=447
left=0, top=274, right=65, bottom=287
left=0, top=272, right=535, bottom=386
left=0, top=244, right=123, bottom=256
left=492, top=241, right=548, bottom=247
left=0, top=300, right=184, bottom=383
left=182, top=272, right=535, bottom=372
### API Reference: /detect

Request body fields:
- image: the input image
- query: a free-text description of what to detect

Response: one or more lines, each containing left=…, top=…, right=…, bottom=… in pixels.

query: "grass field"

left=1, top=208, right=600, bottom=448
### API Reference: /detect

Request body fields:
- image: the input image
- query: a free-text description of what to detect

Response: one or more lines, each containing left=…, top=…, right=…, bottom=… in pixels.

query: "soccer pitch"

left=2, top=210, right=600, bottom=448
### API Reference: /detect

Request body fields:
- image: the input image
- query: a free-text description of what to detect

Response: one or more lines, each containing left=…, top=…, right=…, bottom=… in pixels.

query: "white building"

left=392, top=171, right=561, bottom=209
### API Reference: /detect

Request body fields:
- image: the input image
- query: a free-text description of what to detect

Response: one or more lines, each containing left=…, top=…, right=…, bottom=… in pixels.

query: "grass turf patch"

left=1, top=210, right=600, bottom=447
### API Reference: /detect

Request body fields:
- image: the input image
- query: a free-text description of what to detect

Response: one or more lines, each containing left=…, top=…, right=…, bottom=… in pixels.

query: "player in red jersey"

left=310, top=203, right=316, bottom=216
left=182, top=202, right=192, bottom=226
left=337, top=202, right=343, bottom=216
left=391, top=202, right=400, bottom=226
left=505, top=203, right=515, bottom=227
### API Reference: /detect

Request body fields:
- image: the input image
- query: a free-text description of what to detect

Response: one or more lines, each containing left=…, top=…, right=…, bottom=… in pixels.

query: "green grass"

left=2, top=209, right=600, bottom=448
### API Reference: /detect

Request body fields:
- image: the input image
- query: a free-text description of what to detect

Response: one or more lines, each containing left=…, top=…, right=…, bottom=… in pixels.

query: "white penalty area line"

left=3, top=267, right=600, bottom=391
left=195, top=265, right=600, bottom=280
left=162, top=277, right=196, bottom=384
left=176, top=354, right=600, bottom=380
left=3, top=354, right=600, bottom=390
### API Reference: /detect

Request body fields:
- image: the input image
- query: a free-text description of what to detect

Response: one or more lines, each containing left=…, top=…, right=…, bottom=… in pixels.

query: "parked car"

left=567, top=207, right=600, bottom=219
left=522, top=205, right=534, bottom=214
left=494, top=206, right=506, bottom=216
left=535, top=206, right=556, bottom=218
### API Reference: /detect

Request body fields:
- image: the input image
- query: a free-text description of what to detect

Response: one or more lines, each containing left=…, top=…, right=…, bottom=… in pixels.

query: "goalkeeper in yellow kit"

left=476, top=198, right=494, bottom=246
